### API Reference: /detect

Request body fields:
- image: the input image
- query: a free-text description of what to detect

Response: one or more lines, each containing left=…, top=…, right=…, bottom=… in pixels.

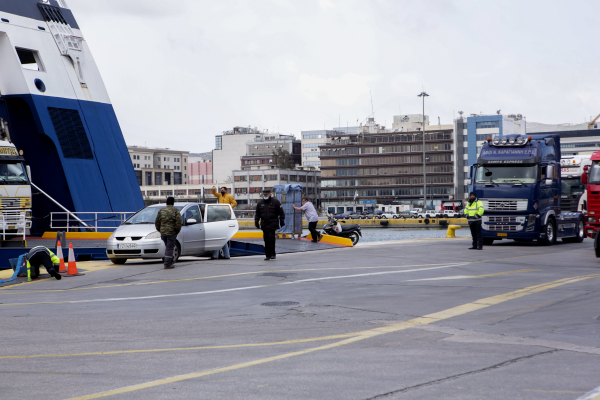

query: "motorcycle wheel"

left=347, top=232, right=360, bottom=245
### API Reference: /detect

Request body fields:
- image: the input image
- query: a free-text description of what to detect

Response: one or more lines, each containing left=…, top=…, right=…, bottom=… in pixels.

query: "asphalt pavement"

left=1, top=235, right=600, bottom=400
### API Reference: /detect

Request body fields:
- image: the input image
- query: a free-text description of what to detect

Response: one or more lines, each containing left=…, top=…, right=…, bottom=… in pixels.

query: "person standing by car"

left=211, top=186, right=237, bottom=260
left=464, top=191, right=485, bottom=250
left=255, top=189, right=285, bottom=261
left=293, top=197, right=321, bottom=243
left=155, top=196, right=182, bottom=269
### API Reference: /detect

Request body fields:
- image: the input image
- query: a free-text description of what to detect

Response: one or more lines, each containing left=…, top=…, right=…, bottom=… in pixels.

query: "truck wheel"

left=110, top=258, right=127, bottom=265
left=483, top=238, right=494, bottom=245
left=540, top=218, right=556, bottom=246
left=563, top=217, right=585, bottom=243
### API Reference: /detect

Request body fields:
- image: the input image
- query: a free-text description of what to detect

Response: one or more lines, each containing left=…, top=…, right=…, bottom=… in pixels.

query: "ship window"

left=48, top=107, right=94, bottom=159
left=16, top=48, right=44, bottom=71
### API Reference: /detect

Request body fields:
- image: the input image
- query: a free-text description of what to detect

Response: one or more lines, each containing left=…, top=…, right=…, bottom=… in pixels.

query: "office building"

left=319, top=123, right=455, bottom=210
left=213, top=127, right=298, bottom=183
left=189, top=160, right=213, bottom=184
left=232, top=168, right=321, bottom=206
left=242, top=134, right=301, bottom=169
left=127, top=146, right=189, bottom=186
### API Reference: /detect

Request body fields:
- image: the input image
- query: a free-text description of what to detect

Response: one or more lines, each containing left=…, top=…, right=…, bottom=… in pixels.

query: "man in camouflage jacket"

left=155, top=197, right=182, bottom=269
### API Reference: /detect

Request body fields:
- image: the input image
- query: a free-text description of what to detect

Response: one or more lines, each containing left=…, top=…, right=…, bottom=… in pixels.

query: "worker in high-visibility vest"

left=26, top=246, right=62, bottom=280
left=464, top=192, right=485, bottom=250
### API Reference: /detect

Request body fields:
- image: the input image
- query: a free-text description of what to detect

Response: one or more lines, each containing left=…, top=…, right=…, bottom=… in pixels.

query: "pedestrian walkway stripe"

left=65, top=273, right=600, bottom=400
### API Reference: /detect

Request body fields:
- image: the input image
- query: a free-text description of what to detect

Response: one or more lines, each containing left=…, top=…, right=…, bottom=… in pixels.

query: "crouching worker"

left=26, top=246, right=62, bottom=280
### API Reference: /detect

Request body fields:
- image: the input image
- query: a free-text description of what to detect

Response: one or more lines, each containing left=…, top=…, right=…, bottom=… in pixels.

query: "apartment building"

left=128, top=146, right=189, bottom=186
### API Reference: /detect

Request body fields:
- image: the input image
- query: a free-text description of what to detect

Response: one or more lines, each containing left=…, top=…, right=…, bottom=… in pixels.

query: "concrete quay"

left=1, top=236, right=599, bottom=399
left=238, top=217, right=470, bottom=229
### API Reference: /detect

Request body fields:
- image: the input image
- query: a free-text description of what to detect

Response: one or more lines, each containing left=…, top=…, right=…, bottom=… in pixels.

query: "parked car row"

left=331, top=210, right=462, bottom=220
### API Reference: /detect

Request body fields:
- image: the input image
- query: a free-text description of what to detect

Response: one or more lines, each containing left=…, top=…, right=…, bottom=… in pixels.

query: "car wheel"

left=382, top=215, right=387, bottom=219
left=163, top=242, right=181, bottom=263
left=110, top=258, right=127, bottom=265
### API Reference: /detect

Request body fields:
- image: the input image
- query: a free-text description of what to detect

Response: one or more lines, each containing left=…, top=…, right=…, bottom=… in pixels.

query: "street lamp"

left=418, top=91, right=429, bottom=209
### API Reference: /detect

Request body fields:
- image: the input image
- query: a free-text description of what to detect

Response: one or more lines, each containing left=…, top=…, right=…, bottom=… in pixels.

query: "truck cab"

left=0, top=141, right=32, bottom=237
left=581, top=151, right=600, bottom=239
left=471, top=134, right=584, bottom=245
left=560, top=156, right=590, bottom=213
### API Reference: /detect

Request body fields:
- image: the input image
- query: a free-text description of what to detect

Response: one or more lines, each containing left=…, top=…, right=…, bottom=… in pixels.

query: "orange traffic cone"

left=57, top=240, right=66, bottom=273
left=66, top=242, right=84, bottom=276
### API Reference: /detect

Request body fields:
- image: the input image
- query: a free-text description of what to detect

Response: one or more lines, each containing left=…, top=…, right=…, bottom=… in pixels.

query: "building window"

left=174, top=172, right=182, bottom=185
left=215, top=136, right=222, bottom=150
left=146, top=172, right=152, bottom=185
left=165, top=172, right=171, bottom=185
left=134, top=170, right=142, bottom=186
left=154, top=172, right=162, bottom=185
left=475, top=121, right=500, bottom=129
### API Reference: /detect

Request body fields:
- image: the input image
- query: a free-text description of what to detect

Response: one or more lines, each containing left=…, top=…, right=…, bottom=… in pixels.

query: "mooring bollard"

left=446, top=225, right=462, bottom=238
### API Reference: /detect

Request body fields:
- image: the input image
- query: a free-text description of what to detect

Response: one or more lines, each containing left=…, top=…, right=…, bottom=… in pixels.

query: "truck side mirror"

left=26, top=165, right=31, bottom=181
left=545, top=165, right=554, bottom=185
left=582, top=172, right=588, bottom=185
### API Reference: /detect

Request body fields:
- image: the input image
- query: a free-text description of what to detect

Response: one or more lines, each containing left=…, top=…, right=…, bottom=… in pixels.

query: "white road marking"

left=576, top=385, right=600, bottom=400
left=1, top=263, right=467, bottom=306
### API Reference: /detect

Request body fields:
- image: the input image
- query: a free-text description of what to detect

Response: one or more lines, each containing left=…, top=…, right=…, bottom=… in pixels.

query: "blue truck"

left=470, top=134, right=585, bottom=245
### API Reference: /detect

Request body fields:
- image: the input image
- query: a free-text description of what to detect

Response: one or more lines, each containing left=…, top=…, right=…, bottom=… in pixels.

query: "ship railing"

left=0, top=213, right=27, bottom=240
left=50, top=212, right=135, bottom=232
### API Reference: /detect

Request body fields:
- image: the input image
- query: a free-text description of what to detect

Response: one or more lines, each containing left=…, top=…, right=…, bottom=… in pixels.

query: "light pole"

left=418, top=91, right=429, bottom=208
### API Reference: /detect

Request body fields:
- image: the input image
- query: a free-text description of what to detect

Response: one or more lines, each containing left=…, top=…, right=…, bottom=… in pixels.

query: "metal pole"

left=418, top=91, right=429, bottom=209
left=30, top=181, right=91, bottom=228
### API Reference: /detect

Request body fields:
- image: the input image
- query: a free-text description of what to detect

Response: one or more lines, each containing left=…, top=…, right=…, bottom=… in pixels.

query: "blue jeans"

left=212, top=242, right=230, bottom=259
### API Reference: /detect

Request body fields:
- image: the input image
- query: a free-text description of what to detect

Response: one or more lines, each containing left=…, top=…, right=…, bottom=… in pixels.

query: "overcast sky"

left=69, top=0, right=600, bottom=152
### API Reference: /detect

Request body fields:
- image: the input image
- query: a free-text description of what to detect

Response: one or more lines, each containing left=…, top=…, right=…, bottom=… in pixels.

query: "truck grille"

left=0, top=197, right=30, bottom=208
left=481, top=199, right=527, bottom=211
left=488, top=225, right=519, bottom=231
left=487, top=216, right=517, bottom=223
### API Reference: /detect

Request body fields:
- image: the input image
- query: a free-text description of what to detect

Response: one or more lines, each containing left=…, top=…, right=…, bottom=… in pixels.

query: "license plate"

left=8, top=226, right=15, bottom=229
left=497, top=233, right=507, bottom=237
left=118, top=243, right=137, bottom=249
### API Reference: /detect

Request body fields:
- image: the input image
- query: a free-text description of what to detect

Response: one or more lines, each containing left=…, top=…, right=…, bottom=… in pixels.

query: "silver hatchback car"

left=106, top=202, right=239, bottom=264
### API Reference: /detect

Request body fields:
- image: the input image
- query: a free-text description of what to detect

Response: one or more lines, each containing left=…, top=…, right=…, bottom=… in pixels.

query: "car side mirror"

left=187, top=218, right=197, bottom=225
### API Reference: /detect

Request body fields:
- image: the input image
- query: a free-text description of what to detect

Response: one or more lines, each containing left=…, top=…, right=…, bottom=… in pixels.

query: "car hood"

left=113, top=223, right=157, bottom=237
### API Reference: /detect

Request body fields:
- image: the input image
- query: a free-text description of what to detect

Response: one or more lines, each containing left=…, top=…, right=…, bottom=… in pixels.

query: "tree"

left=272, top=148, right=295, bottom=169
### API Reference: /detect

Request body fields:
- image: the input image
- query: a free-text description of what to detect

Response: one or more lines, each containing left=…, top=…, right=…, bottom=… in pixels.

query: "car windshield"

left=561, top=177, right=583, bottom=195
left=476, top=164, right=538, bottom=184
left=0, top=162, right=29, bottom=184
left=589, top=161, right=600, bottom=184
left=125, top=206, right=184, bottom=224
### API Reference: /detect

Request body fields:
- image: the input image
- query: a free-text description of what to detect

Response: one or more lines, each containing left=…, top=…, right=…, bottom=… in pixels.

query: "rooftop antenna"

left=370, top=91, right=374, bottom=119
left=496, top=110, right=501, bottom=115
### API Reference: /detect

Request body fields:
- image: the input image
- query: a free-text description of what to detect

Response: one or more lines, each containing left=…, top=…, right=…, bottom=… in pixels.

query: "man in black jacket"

left=255, top=189, right=285, bottom=261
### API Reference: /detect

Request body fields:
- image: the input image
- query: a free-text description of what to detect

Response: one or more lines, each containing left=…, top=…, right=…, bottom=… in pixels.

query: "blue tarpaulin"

left=274, top=184, right=303, bottom=234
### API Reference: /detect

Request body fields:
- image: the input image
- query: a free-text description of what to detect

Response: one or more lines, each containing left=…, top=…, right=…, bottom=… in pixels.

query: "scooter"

left=322, top=214, right=362, bottom=245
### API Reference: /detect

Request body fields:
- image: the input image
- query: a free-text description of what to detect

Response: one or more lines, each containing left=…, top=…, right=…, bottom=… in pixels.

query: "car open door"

left=203, top=204, right=239, bottom=251
left=180, top=204, right=204, bottom=255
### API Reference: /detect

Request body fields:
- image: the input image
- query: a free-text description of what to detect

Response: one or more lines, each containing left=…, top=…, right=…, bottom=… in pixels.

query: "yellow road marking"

left=405, top=269, right=538, bottom=282
left=0, top=333, right=356, bottom=360
left=67, top=273, right=600, bottom=400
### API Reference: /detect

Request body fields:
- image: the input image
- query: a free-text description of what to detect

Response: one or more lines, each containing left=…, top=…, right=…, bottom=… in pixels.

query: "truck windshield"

left=0, top=162, right=29, bottom=184
left=561, top=177, right=583, bottom=195
left=476, top=164, right=538, bottom=184
left=589, top=162, right=600, bottom=184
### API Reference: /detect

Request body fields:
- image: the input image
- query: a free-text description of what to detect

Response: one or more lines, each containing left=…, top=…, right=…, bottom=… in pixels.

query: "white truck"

left=560, top=155, right=591, bottom=213
left=0, top=119, right=32, bottom=237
